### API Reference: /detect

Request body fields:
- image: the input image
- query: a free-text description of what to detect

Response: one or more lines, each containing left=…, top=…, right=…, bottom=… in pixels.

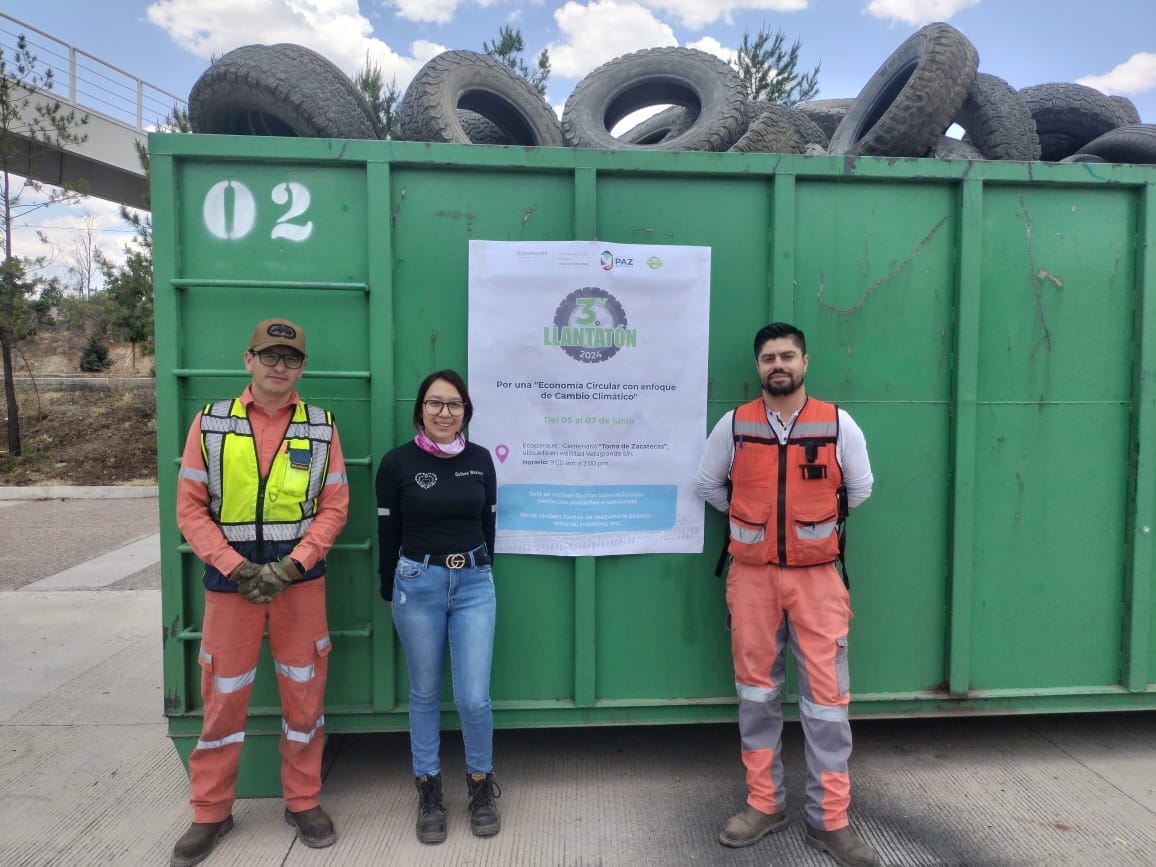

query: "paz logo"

left=414, top=472, right=437, bottom=490
left=600, top=250, right=614, bottom=271
left=647, top=256, right=663, bottom=270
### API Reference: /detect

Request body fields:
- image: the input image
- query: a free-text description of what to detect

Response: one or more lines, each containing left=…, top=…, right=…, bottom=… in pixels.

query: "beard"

left=762, top=370, right=803, bottom=396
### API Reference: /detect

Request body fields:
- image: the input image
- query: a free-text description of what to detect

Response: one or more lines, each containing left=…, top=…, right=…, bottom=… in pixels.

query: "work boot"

left=466, top=771, right=502, bottom=837
left=283, top=805, right=337, bottom=848
left=805, top=823, right=881, bottom=866
left=718, top=804, right=789, bottom=847
left=170, top=815, right=234, bottom=866
left=415, top=773, right=447, bottom=844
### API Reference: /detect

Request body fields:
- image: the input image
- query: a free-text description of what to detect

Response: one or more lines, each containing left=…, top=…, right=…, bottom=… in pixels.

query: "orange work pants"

left=726, top=560, right=853, bottom=831
left=188, top=578, right=330, bottom=823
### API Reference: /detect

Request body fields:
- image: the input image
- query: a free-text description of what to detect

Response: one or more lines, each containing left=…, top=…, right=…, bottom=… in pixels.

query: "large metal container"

left=151, top=135, right=1156, bottom=794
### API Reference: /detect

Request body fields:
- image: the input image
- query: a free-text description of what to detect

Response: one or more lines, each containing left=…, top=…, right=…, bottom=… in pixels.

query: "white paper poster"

left=468, top=240, right=711, bottom=556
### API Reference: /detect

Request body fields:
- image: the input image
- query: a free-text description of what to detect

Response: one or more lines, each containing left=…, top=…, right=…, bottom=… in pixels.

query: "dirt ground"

left=0, top=331, right=158, bottom=487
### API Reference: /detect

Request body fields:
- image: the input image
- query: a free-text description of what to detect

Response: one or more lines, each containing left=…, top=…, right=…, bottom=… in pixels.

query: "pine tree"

left=483, top=26, right=550, bottom=97
left=355, top=54, right=400, bottom=139
left=78, top=331, right=112, bottom=372
left=1, top=35, right=89, bottom=455
left=734, top=27, right=820, bottom=106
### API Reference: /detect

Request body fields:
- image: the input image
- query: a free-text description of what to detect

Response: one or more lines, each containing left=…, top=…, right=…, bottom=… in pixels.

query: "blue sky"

left=3, top=0, right=1154, bottom=279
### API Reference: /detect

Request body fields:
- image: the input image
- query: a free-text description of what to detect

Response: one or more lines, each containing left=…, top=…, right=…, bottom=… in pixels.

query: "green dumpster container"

left=152, top=135, right=1156, bottom=795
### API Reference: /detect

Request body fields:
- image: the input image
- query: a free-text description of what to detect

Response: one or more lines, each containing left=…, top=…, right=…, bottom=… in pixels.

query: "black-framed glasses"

left=423, top=399, right=467, bottom=416
left=250, top=349, right=304, bottom=369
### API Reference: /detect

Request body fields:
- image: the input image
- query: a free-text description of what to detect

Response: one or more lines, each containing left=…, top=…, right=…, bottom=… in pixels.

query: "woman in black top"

left=375, top=369, right=499, bottom=845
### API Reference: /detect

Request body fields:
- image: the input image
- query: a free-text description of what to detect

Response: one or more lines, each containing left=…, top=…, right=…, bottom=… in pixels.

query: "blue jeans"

left=391, top=554, right=496, bottom=777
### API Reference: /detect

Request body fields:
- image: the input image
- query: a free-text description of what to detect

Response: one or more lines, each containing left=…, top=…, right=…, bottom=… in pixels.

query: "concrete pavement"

left=1, top=491, right=1154, bottom=866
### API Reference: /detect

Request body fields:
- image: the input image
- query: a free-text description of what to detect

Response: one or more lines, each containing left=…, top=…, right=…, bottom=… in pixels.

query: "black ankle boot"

left=415, top=773, right=447, bottom=844
left=466, top=771, right=501, bottom=837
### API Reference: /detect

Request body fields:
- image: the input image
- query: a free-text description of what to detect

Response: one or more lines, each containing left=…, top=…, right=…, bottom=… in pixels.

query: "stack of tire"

left=187, top=26, right=1154, bottom=165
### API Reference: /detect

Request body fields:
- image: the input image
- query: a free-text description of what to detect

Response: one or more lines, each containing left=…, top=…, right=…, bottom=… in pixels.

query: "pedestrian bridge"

left=1, top=13, right=186, bottom=209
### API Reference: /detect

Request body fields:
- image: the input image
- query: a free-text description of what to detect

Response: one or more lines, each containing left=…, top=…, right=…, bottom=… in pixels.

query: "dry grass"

left=1, top=331, right=157, bottom=486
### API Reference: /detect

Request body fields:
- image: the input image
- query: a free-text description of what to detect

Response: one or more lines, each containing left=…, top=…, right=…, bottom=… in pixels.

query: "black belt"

left=402, top=545, right=491, bottom=569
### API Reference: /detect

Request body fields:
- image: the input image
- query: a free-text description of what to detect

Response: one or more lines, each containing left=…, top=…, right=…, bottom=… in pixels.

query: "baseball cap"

left=249, top=318, right=306, bottom=356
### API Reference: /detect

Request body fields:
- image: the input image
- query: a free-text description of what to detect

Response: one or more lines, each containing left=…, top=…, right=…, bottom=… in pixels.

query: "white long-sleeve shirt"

left=695, top=401, right=873, bottom=513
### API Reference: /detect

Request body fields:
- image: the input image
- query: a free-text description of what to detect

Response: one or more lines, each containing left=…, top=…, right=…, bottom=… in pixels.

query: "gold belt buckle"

left=445, top=552, right=467, bottom=569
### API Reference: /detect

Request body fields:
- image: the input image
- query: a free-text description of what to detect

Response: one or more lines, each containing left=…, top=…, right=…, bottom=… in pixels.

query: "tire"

left=618, top=106, right=696, bottom=145
left=1108, top=95, right=1141, bottom=126
left=731, top=104, right=826, bottom=154
left=928, top=136, right=984, bottom=160
left=828, top=22, right=978, bottom=157
left=1037, top=131, right=1085, bottom=162
left=747, top=101, right=829, bottom=149
left=1019, top=83, right=1121, bottom=161
left=794, top=98, right=855, bottom=139
left=952, top=73, right=1039, bottom=161
left=1059, top=153, right=1107, bottom=164
left=189, top=43, right=379, bottom=139
left=562, top=47, right=747, bottom=152
left=1074, top=124, right=1156, bottom=165
left=457, top=110, right=512, bottom=145
left=398, top=50, right=563, bottom=147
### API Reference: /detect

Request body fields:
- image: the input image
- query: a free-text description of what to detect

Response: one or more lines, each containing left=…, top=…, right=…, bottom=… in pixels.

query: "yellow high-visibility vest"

left=199, top=398, right=333, bottom=544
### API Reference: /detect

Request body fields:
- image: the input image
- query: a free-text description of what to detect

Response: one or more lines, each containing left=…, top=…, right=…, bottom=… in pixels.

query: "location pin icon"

left=495, top=444, right=509, bottom=463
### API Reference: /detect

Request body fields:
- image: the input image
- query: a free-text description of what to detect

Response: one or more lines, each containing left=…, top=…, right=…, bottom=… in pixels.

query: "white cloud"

left=147, top=0, right=441, bottom=91
left=11, top=194, right=138, bottom=289
left=548, top=1, right=678, bottom=79
left=1078, top=53, right=1156, bottom=97
left=638, top=0, right=807, bottom=30
left=389, top=0, right=463, bottom=24
left=863, top=0, right=980, bottom=25
left=685, top=36, right=735, bottom=64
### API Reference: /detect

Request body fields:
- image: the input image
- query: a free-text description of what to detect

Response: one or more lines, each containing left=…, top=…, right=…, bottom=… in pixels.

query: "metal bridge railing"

left=0, top=12, right=187, bottom=132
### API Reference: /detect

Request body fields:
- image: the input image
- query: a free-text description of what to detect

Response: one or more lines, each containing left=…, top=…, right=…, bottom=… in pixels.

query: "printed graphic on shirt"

left=415, top=472, right=437, bottom=489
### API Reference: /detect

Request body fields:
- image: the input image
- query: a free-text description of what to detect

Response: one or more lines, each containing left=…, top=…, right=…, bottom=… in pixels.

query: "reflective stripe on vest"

left=728, top=396, right=843, bottom=566
left=200, top=399, right=333, bottom=545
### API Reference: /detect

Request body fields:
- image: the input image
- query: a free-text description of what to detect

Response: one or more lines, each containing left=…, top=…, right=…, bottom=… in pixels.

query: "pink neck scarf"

left=415, top=429, right=466, bottom=456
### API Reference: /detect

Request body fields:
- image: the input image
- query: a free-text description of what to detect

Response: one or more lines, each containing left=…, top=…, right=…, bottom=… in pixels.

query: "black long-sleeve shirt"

left=375, top=440, right=497, bottom=601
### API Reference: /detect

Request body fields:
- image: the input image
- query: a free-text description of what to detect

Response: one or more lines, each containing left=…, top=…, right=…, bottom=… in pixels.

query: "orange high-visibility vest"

left=728, top=396, right=844, bottom=566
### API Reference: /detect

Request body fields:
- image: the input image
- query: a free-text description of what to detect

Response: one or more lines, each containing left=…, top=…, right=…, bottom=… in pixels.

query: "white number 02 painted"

left=270, top=182, right=313, bottom=241
left=202, top=180, right=314, bottom=242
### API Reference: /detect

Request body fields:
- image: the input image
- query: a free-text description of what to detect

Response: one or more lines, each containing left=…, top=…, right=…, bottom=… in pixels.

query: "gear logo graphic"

left=550, top=287, right=631, bottom=363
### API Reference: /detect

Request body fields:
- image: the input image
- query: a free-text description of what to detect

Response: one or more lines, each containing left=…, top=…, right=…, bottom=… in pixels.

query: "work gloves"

left=228, top=556, right=303, bottom=604
left=227, top=559, right=264, bottom=597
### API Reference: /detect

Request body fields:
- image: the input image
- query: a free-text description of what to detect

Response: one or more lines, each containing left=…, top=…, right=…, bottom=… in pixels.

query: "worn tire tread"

left=562, top=47, right=747, bottom=152
left=1020, top=82, right=1121, bottom=160
left=189, top=43, right=378, bottom=139
left=829, top=23, right=978, bottom=157
left=398, top=50, right=562, bottom=146
left=953, top=72, right=1039, bottom=160
left=1074, top=124, right=1156, bottom=164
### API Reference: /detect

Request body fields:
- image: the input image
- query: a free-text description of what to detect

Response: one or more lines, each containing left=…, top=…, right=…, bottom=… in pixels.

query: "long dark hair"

left=412, top=369, right=474, bottom=431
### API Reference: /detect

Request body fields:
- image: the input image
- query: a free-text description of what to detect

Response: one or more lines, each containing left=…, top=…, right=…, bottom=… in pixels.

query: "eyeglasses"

left=251, top=349, right=304, bottom=369
left=423, top=399, right=467, bottom=416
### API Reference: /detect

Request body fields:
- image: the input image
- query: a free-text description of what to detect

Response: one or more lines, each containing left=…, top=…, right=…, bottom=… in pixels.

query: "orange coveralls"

left=177, top=385, right=348, bottom=823
left=728, top=397, right=853, bottom=831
